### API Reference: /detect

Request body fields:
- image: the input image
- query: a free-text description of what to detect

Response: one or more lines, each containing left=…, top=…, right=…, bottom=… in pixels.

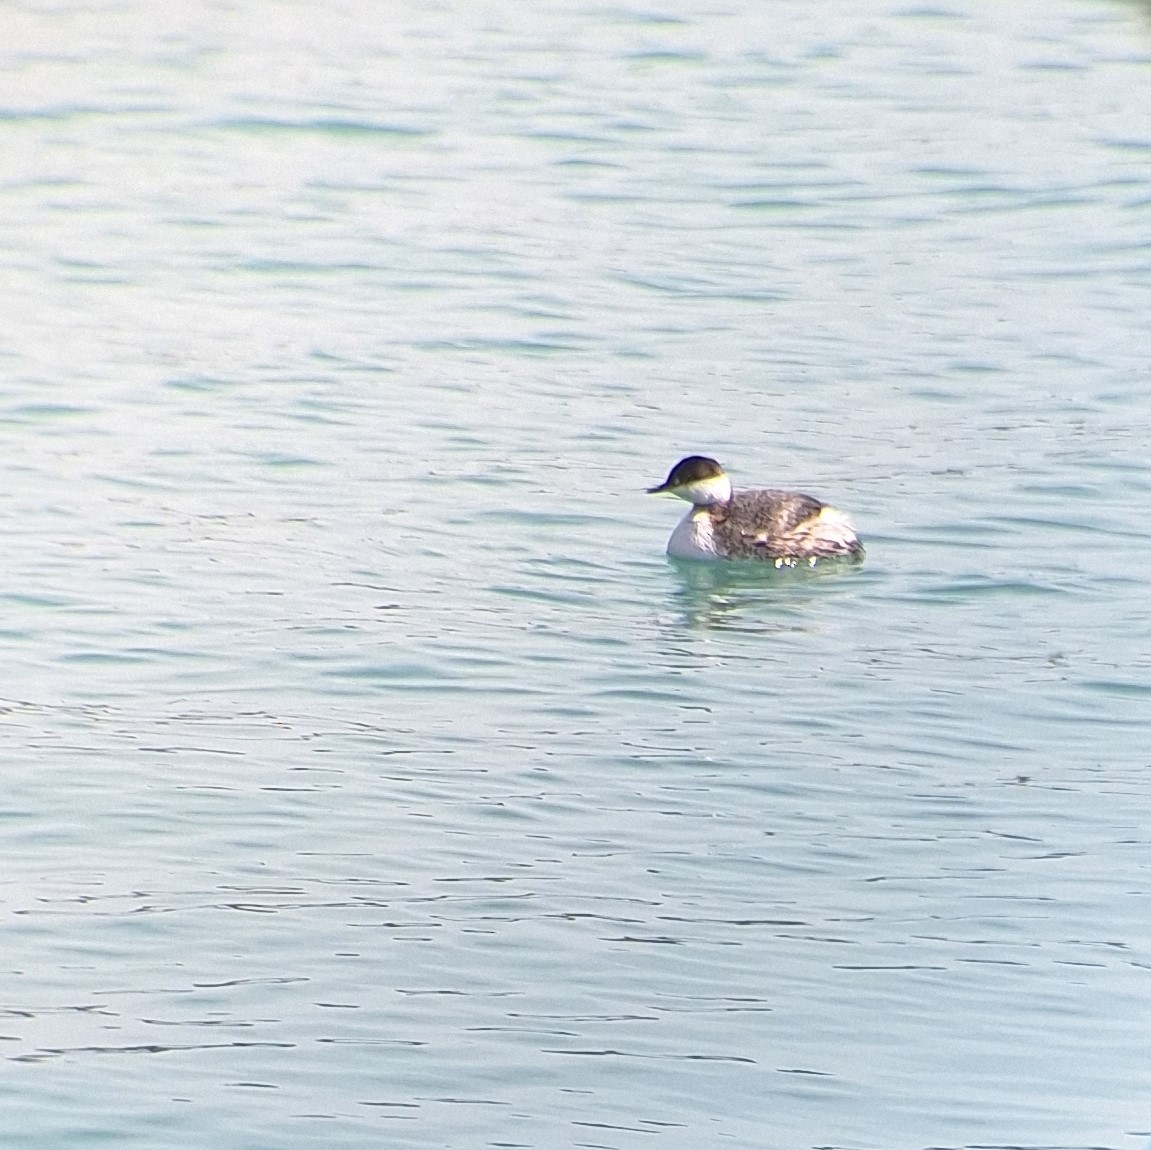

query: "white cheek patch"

left=676, top=474, right=732, bottom=505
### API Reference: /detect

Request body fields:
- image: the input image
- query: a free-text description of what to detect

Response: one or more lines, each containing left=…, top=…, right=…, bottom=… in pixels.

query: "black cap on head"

left=646, top=455, right=724, bottom=493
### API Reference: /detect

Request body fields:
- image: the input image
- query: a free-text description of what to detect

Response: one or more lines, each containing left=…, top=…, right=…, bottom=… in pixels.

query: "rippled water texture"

left=2, top=1, right=1151, bottom=1147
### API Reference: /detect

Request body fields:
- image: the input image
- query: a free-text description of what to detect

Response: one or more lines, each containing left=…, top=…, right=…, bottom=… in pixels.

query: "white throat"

left=675, top=473, right=732, bottom=506
left=667, top=506, right=719, bottom=559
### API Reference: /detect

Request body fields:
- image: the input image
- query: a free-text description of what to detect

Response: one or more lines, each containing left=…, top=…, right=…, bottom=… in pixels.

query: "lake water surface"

left=2, top=2, right=1151, bottom=1148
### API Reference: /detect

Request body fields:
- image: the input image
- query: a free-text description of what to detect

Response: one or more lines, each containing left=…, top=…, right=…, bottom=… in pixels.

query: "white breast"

left=666, top=508, right=720, bottom=560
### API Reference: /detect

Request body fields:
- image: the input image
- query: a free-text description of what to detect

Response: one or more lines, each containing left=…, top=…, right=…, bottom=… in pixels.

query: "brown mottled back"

left=711, top=489, right=855, bottom=561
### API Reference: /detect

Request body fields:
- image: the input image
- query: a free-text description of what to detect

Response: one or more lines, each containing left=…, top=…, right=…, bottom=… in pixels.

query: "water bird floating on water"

left=647, top=455, right=864, bottom=566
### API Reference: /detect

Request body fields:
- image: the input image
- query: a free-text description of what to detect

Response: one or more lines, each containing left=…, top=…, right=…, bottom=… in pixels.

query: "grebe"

left=647, top=455, right=863, bottom=565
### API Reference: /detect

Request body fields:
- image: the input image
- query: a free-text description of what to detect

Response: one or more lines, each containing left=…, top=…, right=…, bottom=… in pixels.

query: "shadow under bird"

left=647, top=455, right=864, bottom=565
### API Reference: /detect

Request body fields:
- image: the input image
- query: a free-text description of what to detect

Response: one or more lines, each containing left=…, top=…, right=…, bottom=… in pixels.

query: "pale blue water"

left=2, top=1, right=1151, bottom=1148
